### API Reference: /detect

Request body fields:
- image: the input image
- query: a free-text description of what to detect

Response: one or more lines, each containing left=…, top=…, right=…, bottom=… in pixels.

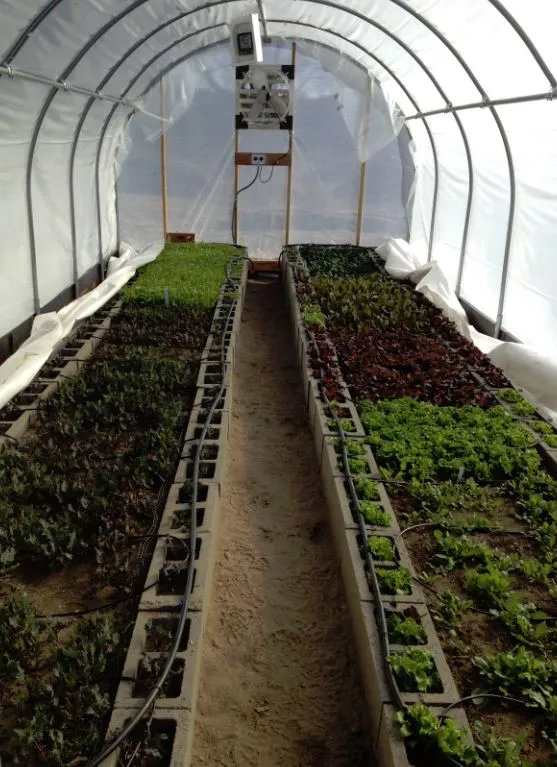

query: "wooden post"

left=160, top=77, right=169, bottom=240
left=233, top=130, right=240, bottom=243
left=284, top=42, right=296, bottom=247
left=356, top=75, right=372, bottom=246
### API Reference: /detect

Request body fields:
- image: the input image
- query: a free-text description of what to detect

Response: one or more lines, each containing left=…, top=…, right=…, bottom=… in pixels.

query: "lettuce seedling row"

left=0, top=243, right=242, bottom=767
left=283, top=245, right=557, bottom=767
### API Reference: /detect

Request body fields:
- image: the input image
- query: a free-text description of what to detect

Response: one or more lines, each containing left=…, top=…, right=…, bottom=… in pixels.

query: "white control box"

left=229, top=14, right=264, bottom=65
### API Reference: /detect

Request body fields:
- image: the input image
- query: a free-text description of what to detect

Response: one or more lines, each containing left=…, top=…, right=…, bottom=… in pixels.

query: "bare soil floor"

left=192, top=277, right=373, bottom=767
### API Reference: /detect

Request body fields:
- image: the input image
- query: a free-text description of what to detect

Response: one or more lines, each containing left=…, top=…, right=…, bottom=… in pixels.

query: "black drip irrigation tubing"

left=82, top=255, right=242, bottom=767
left=292, top=251, right=552, bottom=763
left=315, top=357, right=406, bottom=714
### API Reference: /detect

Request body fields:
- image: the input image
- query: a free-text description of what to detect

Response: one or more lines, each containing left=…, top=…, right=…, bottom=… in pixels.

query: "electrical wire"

left=231, top=166, right=261, bottom=245
left=82, top=256, right=242, bottom=767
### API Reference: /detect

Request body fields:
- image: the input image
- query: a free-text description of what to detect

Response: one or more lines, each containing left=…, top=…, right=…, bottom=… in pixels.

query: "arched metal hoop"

left=66, top=1, right=475, bottom=287
left=7, top=0, right=534, bottom=331
left=90, top=24, right=439, bottom=278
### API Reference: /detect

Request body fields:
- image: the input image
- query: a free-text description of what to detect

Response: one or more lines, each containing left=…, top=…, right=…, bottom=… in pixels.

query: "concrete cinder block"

left=376, top=704, right=472, bottom=767
left=184, top=404, right=230, bottom=444
left=113, top=610, right=204, bottom=711
left=138, top=530, right=216, bottom=615
left=161, top=480, right=221, bottom=536
left=100, top=708, right=195, bottom=767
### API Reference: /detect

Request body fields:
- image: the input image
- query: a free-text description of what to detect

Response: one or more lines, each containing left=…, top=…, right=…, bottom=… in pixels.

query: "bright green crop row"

left=123, top=243, right=239, bottom=307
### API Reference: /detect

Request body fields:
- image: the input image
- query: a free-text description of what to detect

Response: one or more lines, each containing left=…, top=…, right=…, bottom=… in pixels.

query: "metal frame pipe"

left=7, top=0, right=541, bottom=324
left=92, top=25, right=437, bottom=258
left=136, top=22, right=440, bottom=257
left=67, top=2, right=450, bottom=284
left=0, top=63, right=160, bottom=110
left=405, top=89, right=557, bottom=120
left=93, top=27, right=227, bottom=272
left=5, top=0, right=553, bottom=88
left=68, top=2, right=233, bottom=284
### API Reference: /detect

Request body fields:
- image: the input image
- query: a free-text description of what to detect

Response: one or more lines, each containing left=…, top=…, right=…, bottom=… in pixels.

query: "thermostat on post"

left=230, top=13, right=264, bottom=65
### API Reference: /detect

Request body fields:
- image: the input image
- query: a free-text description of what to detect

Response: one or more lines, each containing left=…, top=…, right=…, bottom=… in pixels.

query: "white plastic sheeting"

left=118, top=42, right=411, bottom=257
left=0, top=0, right=557, bottom=363
left=377, top=238, right=557, bottom=421
left=0, top=241, right=163, bottom=411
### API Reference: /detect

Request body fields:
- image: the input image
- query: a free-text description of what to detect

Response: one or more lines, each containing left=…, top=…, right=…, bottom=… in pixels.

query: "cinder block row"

left=101, top=708, right=195, bottom=767
left=0, top=299, right=121, bottom=450
left=184, top=404, right=230, bottom=444
left=281, top=256, right=470, bottom=767
left=102, top=258, right=246, bottom=767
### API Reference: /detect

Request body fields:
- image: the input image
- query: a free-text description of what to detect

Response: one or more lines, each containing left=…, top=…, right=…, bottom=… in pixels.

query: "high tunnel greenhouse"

left=2, top=2, right=557, bottom=767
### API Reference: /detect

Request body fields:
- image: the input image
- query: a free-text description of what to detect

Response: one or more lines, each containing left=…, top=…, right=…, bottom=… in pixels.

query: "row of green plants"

left=289, top=246, right=557, bottom=765
left=0, top=243, right=238, bottom=765
left=292, top=246, right=508, bottom=406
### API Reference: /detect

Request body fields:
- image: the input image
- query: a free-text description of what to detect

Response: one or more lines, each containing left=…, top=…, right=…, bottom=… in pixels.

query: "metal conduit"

left=383, top=0, right=516, bottom=330
left=4, top=0, right=553, bottom=89
left=68, top=3, right=468, bottom=276
left=94, top=29, right=228, bottom=275
left=406, top=89, right=557, bottom=119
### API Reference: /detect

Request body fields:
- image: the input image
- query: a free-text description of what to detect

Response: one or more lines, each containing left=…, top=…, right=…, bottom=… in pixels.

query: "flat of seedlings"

left=192, top=279, right=373, bottom=767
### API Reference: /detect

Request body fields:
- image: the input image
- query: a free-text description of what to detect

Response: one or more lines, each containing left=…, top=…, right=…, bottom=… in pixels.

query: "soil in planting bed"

left=192, top=278, right=373, bottom=766
left=0, top=296, right=212, bottom=765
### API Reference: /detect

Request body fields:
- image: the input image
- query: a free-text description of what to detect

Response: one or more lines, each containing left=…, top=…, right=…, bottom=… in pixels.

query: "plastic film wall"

left=117, top=42, right=412, bottom=256
left=1, top=0, right=557, bottom=360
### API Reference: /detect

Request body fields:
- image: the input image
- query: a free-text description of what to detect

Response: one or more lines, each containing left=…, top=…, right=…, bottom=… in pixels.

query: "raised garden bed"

left=0, top=243, right=242, bottom=766
left=282, top=245, right=557, bottom=767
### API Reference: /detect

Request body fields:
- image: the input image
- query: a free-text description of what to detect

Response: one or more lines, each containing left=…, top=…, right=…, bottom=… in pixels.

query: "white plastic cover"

left=1, top=0, right=557, bottom=370
left=118, top=42, right=411, bottom=257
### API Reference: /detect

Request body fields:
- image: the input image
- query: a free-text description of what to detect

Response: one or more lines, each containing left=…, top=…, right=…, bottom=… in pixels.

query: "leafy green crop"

left=368, top=536, right=396, bottom=561
left=123, top=242, right=238, bottom=307
left=387, top=613, right=427, bottom=645
left=396, top=705, right=527, bottom=767
left=377, top=567, right=412, bottom=595
left=389, top=648, right=441, bottom=692
left=299, top=244, right=377, bottom=278
left=396, top=703, right=477, bottom=765
left=313, top=274, right=428, bottom=332
left=430, top=590, right=472, bottom=632
left=466, top=566, right=512, bottom=604
left=360, top=502, right=391, bottom=526
left=353, top=477, right=380, bottom=501
left=301, top=303, right=325, bottom=326
left=474, top=647, right=557, bottom=713
left=359, top=398, right=539, bottom=484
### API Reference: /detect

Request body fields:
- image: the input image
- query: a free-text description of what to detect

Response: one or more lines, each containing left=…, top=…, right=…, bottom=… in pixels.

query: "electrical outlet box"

left=251, top=154, right=267, bottom=165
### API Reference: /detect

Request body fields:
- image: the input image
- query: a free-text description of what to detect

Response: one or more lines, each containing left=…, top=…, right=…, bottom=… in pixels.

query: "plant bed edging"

left=0, top=299, right=120, bottom=450
left=100, top=257, right=246, bottom=767
left=281, top=254, right=471, bottom=767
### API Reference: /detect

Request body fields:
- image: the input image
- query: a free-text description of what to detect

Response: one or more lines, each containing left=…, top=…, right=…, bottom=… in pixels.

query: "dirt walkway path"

left=192, top=278, right=373, bottom=767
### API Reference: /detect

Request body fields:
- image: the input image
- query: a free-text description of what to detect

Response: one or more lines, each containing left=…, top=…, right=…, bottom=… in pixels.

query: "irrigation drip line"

left=82, top=255, right=241, bottom=767
left=41, top=536, right=192, bottom=620
left=315, top=351, right=406, bottom=713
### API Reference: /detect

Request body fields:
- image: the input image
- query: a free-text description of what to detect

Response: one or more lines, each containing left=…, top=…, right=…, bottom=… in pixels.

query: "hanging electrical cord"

left=231, top=166, right=261, bottom=244
left=82, top=256, right=242, bottom=767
